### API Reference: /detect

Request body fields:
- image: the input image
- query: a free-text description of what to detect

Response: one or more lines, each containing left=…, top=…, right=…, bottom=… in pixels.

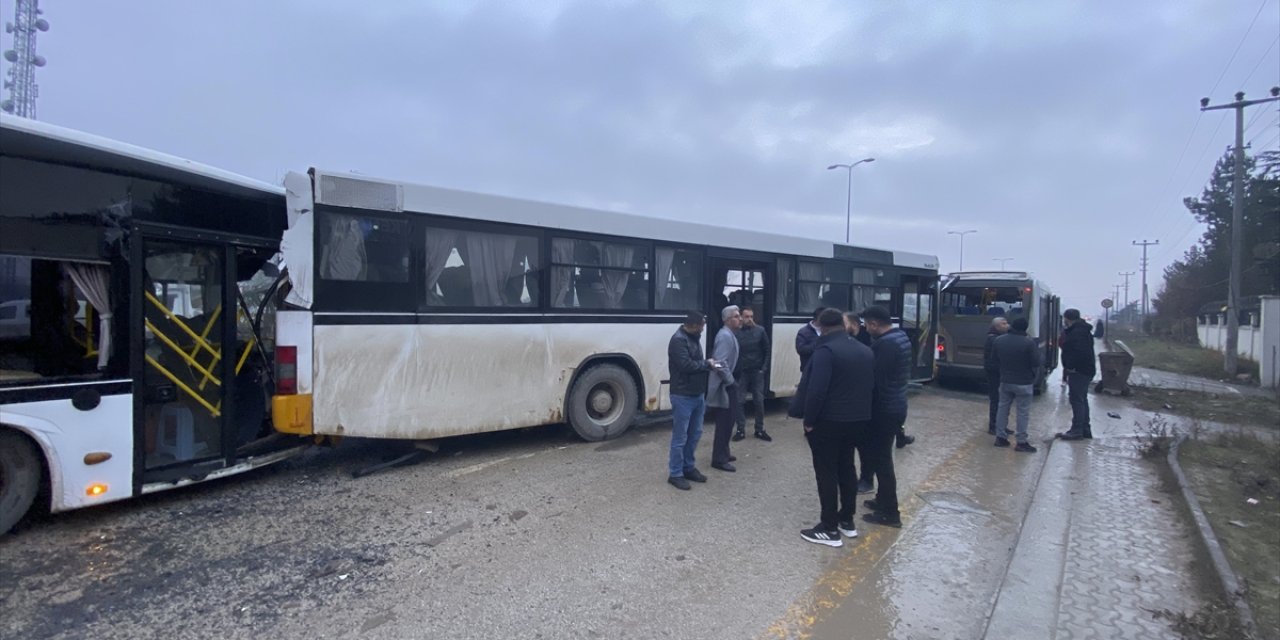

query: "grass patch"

left=1112, top=330, right=1261, bottom=382
left=1179, top=433, right=1280, bottom=639
left=1129, top=386, right=1280, bottom=430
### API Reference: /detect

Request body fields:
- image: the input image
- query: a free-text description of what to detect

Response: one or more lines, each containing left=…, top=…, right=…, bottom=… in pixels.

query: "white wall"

left=1197, top=295, right=1280, bottom=388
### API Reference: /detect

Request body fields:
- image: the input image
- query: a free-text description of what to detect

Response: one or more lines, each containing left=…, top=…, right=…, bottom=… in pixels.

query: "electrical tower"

left=2, top=0, right=49, bottom=119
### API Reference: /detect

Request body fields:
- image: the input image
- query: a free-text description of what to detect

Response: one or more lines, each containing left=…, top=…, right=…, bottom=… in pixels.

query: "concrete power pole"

left=1119, top=271, right=1135, bottom=327
left=1201, top=88, right=1280, bottom=377
left=1132, top=240, right=1159, bottom=332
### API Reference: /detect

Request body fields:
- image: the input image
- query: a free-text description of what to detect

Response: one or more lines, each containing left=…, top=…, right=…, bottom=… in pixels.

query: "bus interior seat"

left=987, top=306, right=1006, bottom=316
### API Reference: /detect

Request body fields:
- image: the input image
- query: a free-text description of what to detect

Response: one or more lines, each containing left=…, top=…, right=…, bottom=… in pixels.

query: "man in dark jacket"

left=992, top=316, right=1042, bottom=452
left=1058, top=308, right=1097, bottom=440
left=860, top=305, right=911, bottom=528
left=795, top=307, right=825, bottom=372
left=666, top=311, right=717, bottom=491
left=733, top=306, right=773, bottom=442
left=794, top=308, right=875, bottom=547
left=984, top=317, right=1010, bottom=435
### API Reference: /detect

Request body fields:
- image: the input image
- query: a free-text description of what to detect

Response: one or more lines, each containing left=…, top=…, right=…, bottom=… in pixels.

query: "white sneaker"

left=838, top=521, right=859, bottom=538
left=801, top=527, right=843, bottom=547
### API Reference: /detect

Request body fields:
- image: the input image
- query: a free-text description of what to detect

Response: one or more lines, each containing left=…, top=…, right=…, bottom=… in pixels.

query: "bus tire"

left=0, top=430, right=42, bottom=534
left=566, top=364, right=639, bottom=442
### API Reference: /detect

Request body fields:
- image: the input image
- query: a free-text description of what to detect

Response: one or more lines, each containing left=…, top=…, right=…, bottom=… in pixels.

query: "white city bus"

left=0, top=118, right=303, bottom=532
left=935, top=271, right=1061, bottom=392
left=270, top=169, right=941, bottom=443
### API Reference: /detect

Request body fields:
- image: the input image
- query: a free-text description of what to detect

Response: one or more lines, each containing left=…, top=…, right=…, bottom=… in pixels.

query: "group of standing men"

left=983, top=308, right=1097, bottom=447
left=664, top=301, right=916, bottom=549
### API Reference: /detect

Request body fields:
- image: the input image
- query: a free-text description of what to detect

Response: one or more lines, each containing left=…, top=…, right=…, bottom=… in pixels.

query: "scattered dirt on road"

left=1180, top=435, right=1280, bottom=639
left=1129, top=387, right=1280, bottom=429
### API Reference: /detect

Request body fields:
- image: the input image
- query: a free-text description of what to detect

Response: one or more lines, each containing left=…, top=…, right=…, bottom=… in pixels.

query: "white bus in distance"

left=271, top=169, right=941, bottom=444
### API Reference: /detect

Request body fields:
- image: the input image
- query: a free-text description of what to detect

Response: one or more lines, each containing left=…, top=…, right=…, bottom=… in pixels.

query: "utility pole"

left=1119, top=271, right=1135, bottom=327
left=1132, top=239, right=1159, bottom=332
left=1201, top=87, right=1280, bottom=376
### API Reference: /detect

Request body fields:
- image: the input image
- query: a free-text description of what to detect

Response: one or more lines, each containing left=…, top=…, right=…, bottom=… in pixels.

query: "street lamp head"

left=827, top=164, right=841, bottom=170
left=862, top=157, right=876, bottom=163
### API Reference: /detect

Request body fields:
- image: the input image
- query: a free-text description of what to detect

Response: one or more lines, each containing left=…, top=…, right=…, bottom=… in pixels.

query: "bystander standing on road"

left=1057, top=308, right=1096, bottom=440
left=665, top=311, right=715, bottom=491
left=984, top=317, right=1010, bottom=435
left=794, top=308, right=875, bottom=547
left=860, top=306, right=911, bottom=528
left=992, top=316, right=1041, bottom=452
left=844, top=312, right=877, bottom=494
left=795, top=307, right=825, bottom=372
left=708, top=306, right=742, bottom=472
left=733, top=306, right=773, bottom=443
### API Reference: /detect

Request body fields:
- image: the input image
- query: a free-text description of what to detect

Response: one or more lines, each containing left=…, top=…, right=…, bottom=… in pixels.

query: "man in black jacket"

left=733, top=306, right=773, bottom=442
left=794, top=308, right=875, bottom=547
left=795, top=307, right=825, bottom=372
left=992, top=317, right=1042, bottom=452
left=1058, top=309, right=1096, bottom=440
left=666, top=311, right=717, bottom=490
left=860, top=305, right=912, bottom=528
left=984, top=317, right=1010, bottom=435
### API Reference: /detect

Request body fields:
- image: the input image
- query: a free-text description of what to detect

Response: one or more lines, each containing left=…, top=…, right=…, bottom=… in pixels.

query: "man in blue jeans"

left=991, top=317, right=1042, bottom=452
left=666, top=311, right=718, bottom=490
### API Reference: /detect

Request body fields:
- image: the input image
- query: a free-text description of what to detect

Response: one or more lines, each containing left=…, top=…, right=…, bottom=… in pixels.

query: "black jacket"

left=667, top=327, right=710, bottom=397
left=1061, top=321, right=1097, bottom=376
left=871, top=328, right=912, bottom=417
left=983, top=329, right=1003, bottom=373
left=795, top=323, right=820, bottom=371
left=797, top=332, right=875, bottom=427
left=735, top=324, right=771, bottom=373
left=993, top=330, right=1043, bottom=385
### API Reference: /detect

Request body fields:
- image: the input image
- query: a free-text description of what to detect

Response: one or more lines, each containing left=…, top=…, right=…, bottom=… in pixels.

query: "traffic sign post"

left=1101, top=298, right=1114, bottom=329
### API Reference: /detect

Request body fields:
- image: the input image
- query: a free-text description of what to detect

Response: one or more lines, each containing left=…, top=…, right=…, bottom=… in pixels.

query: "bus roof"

left=310, top=168, right=938, bottom=271
left=944, top=271, right=1054, bottom=297
left=0, top=116, right=283, bottom=201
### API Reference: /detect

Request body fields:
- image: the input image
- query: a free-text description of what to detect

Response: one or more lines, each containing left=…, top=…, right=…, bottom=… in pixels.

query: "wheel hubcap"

left=586, top=381, right=624, bottom=425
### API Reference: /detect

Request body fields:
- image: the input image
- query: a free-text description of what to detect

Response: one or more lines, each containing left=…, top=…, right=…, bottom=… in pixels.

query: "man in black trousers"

left=984, top=316, right=1010, bottom=435
left=1057, top=308, right=1096, bottom=440
left=794, top=308, right=876, bottom=547
left=860, top=305, right=910, bottom=528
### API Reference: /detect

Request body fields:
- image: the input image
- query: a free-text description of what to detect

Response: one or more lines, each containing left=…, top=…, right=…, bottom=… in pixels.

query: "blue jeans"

left=996, top=383, right=1033, bottom=443
left=669, top=394, right=706, bottom=478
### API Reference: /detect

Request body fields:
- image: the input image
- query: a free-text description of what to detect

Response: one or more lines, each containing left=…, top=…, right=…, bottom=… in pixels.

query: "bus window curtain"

left=465, top=234, right=519, bottom=306
left=654, top=248, right=675, bottom=307
left=423, top=229, right=457, bottom=304
left=320, top=216, right=366, bottom=280
left=64, top=262, right=112, bottom=370
left=597, top=243, right=635, bottom=309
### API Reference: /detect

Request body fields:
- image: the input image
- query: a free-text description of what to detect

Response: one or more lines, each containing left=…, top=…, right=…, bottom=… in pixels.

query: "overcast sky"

left=7, top=1, right=1280, bottom=313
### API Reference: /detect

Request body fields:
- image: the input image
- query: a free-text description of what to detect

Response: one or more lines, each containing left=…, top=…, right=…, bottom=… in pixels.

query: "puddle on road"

left=917, top=491, right=993, bottom=517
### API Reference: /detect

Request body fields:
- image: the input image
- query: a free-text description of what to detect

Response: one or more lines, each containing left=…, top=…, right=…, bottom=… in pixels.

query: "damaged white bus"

left=270, top=170, right=941, bottom=444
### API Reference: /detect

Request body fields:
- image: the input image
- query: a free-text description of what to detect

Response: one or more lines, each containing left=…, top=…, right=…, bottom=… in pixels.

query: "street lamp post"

left=948, top=230, right=978, bottom=271
left=993, top=257, right=1013, bottom=270
left=827, top=158, right=875, bottom=244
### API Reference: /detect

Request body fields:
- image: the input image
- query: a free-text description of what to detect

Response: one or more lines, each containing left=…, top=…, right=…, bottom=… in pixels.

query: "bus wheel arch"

left=0, top=427, right=48, bottom=534
left=565, top=356, right=642, bottom=442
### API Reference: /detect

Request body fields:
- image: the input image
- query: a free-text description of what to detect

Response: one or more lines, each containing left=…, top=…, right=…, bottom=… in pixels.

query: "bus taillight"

left=936, top=336, right=947, bottom=361
left=276, top=346, right=298, bottom=395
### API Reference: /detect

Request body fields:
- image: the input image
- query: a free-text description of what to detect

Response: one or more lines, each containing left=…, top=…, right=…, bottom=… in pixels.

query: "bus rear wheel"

left=567, top=364, right=638, bottom=442
left=0, top=430, right=42, bottom=534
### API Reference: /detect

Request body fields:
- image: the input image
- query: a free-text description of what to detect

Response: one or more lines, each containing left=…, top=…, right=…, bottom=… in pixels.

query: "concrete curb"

left=1167, top=435, right=1259, bottom=637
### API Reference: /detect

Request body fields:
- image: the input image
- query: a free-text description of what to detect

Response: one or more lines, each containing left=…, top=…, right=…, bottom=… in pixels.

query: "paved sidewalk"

left=985, top=436, right=1207, bottom=639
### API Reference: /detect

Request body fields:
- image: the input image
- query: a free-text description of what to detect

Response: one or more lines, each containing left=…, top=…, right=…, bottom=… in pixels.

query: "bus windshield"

left=941, top=285, right=1027, bottom=318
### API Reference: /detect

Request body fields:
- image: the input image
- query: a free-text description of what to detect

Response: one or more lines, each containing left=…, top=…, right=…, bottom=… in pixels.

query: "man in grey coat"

left=708, top=305, right=742, bottom=472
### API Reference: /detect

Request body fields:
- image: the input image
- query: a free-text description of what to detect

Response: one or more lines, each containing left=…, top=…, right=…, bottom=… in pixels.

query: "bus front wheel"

left=0, top=430, right=42, bottom=534
left=567, top=364, right=639, bottom=442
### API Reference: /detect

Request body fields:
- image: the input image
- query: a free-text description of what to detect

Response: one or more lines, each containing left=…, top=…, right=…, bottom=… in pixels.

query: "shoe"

left=728, top=455, right=737, bottom=462
left=857, top=480, right=875, bottom=494
left=800, top=526, right=844, bottom=547
left=732, top=430, right=746, bottom=442
left=838, top=520, right=859, bottom=538
left=683, top=468, right=707, bottom=483
left=994, top=437, right=1011, bottom=447
left=896, top=434, right=915, bottom=449
left=1057, top=430, right=1086, bottom=441
left=711, top=462, right=737, bottom=472
left=1015, top=442, right=1038, bottom=453
left=1083, top=431, right=1094, bottom=440
left=754, top=430, right=773, bottom=442
left=862, top=512, right=902, bottom=528
left=987, top=426, right=996, bottom=435
left=863, top=499, right=881, bottom=511
left=668, top=476, right=691, bottom=491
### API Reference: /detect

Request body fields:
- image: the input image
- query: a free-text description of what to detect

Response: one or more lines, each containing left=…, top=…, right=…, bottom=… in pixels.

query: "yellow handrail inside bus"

left=145, top=292, right=220, bottom=359
left=188, top=305, right=223, bottom=388
left=145, top=354, right=221, bottom=417
left=144, top=318, right=222, bottom=388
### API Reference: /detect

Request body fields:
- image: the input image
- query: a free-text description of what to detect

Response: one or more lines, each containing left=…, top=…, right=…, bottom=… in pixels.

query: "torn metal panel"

left=281, top=171, right=314, bottom=309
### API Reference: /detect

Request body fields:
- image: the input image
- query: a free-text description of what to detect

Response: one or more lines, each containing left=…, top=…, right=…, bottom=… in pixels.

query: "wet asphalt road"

left=1, top=373, right=1117, bottom=640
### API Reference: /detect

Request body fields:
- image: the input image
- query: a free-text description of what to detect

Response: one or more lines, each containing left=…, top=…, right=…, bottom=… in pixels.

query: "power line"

left=1239, top=34, right=1279, bottom=88
left=1207, top=0, right=1272, bottom=98
left=1149, top=112, right=1231, bottom=257
left=1248, top=116, right=1280, bottom=145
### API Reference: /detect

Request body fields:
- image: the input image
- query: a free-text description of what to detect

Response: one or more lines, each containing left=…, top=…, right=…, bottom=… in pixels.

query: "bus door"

left=706, top=255, right=771, bottom=384
left=136, top=236, right=264, bottom=480
left=899, top=274, right=938, bottom=381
